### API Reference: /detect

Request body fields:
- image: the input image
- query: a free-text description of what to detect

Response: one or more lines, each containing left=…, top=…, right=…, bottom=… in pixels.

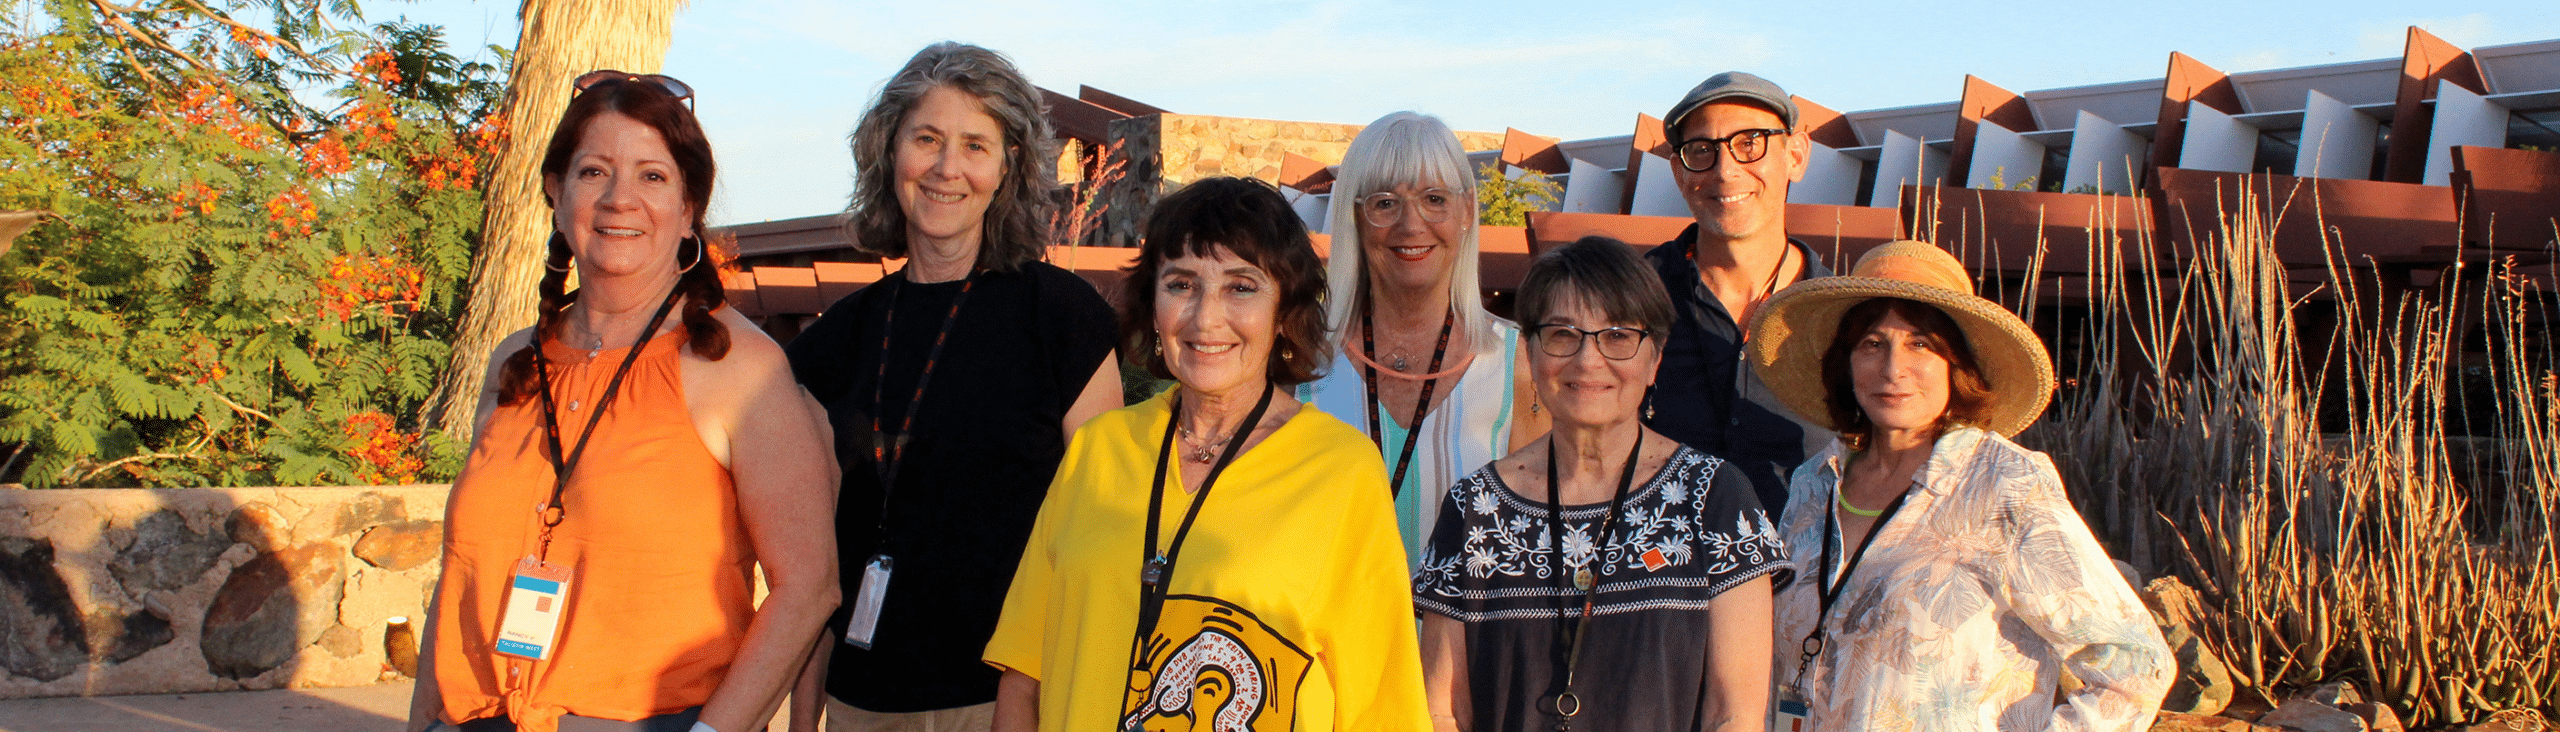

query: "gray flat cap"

left=1665, top=72, right=1798, bottom=138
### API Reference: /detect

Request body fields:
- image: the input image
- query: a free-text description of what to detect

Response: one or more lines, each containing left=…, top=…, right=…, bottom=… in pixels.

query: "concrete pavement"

left=0, top=683, right=796, bottom=731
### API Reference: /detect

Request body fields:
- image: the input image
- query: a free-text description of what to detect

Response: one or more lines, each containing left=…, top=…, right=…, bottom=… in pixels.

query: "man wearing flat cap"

left=1640, top=71, right=1834, bottom=518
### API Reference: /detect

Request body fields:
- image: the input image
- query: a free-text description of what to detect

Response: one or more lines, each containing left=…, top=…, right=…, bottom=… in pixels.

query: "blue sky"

left=385, top=1, right=2560, bottom=225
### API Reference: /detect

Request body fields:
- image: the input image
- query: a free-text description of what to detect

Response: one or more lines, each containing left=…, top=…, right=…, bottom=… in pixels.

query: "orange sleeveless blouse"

left=432, top=328, right=749, bottom=732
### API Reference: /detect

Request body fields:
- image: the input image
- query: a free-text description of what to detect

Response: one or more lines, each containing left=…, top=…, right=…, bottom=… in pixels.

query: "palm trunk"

left=428, top=0, right=687, bottom=441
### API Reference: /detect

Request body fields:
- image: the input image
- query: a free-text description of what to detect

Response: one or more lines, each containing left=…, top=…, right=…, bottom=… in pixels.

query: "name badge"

left=844, top=554, right=893, bottom=649
left=496, top=557, right=573, bottom=660
left=1773, top=684, right=1811, bottom=731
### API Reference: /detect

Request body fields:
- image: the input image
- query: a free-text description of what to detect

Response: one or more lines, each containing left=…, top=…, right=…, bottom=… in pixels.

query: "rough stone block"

left=82, top=606, right=173, bottom=664
left=227, top=502, right=290, bottom=550
left=0, top=537, right=88, bottom=681
left=352, top=521, right=439, bottom=571
left=109, top=509, right=233, bottom=595
left=200, top=542, right=344, bottom=679
left=316, top=624, right=363, bottom=658
left=2260, top=699, right=2368, bottom=732
left=2342, top=702, right=2404, bottom=732
left=321, top=492, right=403, bottom=539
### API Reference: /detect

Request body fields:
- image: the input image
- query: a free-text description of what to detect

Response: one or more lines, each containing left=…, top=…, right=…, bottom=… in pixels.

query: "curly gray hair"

left=843, top=42, right=1058, bottom=271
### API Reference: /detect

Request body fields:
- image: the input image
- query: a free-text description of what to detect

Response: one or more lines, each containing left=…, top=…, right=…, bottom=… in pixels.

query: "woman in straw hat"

left=1746, top=240, right=2172, bottom=732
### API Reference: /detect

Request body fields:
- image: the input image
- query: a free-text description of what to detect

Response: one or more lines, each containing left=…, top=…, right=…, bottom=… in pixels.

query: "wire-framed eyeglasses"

left=1356, top=188, right=1460, bottom=228
left=1532, top=324, right=1654, bottom=360
left=573, top=70, right=695, bottom=108
left=1674, top=128, right=1787, bottom=173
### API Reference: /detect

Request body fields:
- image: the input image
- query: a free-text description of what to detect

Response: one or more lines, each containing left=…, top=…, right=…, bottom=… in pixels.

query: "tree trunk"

left=428, top=0, right=686, bottom=441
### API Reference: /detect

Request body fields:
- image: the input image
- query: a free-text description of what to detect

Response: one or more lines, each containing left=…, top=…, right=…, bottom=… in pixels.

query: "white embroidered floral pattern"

left=1416, top=447, right=1788, bottom=614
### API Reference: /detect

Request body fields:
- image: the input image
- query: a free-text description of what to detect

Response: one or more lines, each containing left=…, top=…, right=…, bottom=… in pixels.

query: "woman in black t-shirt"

left=782, top=42, right=1121, bottom=731
left=1412, top=237, right=1787, bottom=732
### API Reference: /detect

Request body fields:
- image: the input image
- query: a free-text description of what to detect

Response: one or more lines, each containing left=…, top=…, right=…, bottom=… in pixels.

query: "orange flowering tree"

left=0, top=3, right=503, bottom=486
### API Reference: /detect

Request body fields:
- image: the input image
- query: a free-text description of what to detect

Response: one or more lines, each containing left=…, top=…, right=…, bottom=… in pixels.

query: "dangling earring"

left=676, top=236, right=704, bottom=273
left=1642, top=391, right=1656, bottom=421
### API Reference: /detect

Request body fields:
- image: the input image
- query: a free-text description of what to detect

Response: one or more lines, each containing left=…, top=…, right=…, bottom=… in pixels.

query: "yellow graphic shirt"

left=985, top=390, right=1431, bottom=732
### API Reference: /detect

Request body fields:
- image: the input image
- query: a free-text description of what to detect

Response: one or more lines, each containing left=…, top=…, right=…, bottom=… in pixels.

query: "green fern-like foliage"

left=0, top=6, right=499, bottom=487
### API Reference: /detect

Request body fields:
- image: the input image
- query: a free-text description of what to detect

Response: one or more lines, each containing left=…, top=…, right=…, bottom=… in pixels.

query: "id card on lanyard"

left=497, top=288, right=679, bottom=662
left=847, top=272, right=975, bottom=651
left=497, top=557, right=574, bottom=660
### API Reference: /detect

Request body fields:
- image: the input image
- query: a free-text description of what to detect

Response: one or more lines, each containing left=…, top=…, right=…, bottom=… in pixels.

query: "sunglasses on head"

left=572, top=70, right=695, bottom=107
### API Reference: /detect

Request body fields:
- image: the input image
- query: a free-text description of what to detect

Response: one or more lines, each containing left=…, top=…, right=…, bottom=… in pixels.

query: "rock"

left=200, top=542, right=344, bottom=679
left=2341, top=702, right=2403, bottom=732
left=316, top=624, right=363, bottom=658
left=2300, top=681, right=2362, bottom=708
left=351, top=521, right=439, bottom=571
left=2151, top=711, right=2269, bottom=732
left=2259, top=699, right=2367, bottom=732
left=324, top=492, right=404, bottom=537
left=0, top=537, right=89, bottom=681
left=2460, top=708, right=2550, bottom=732
left=83, top=606, right=174, bottom=664
left=226, top=503, right=290, bottom=550
left=2143, top=576, right=2235, bottom=715
left=109, top=509, right=234, bottom=594
left=2157, top=613, right=2235, bottom=714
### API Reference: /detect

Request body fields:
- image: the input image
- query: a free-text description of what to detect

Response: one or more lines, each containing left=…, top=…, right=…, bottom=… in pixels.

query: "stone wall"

left=1094, top=113, right=1505, bottom=247
left=0, top=486, right=447, bottom=699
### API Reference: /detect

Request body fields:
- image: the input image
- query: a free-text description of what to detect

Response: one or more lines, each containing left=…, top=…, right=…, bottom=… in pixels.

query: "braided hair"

left=496, top=76, right=730, bottom=406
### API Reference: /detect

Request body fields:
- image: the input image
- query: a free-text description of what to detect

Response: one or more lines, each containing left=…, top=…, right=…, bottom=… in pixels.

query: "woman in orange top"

left=407, top=71, right=840, bottom=732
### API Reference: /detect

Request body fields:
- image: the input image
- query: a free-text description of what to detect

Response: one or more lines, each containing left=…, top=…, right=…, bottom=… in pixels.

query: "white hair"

left=1323, top=111, right=1498, bottom=359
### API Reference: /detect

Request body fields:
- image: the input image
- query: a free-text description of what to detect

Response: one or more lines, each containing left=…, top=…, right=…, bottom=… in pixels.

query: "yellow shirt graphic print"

left=1123, top=596, right=1312, bottom=732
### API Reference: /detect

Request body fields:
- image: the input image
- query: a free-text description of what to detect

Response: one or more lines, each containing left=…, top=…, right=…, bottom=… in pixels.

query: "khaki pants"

left=823, top=697, right=994, bottom=732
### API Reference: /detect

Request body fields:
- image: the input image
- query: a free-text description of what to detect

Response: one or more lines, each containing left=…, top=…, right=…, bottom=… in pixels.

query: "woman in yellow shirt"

left=984, top=177, right=1431, bottom=732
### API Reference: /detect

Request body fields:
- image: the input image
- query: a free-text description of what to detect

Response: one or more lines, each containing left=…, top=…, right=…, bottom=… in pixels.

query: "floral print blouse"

left=1771, top=426, right=2173, bottom=732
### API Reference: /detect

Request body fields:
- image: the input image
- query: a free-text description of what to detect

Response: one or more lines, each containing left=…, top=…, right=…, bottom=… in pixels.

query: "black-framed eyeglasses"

left=1356, top=188, right=1460, bottom=228
left=1532, top=324, right=1653, bottom=360
left=573, top=69, right=695, bottom=108
left=1674, top=128, right=1786, bottom=173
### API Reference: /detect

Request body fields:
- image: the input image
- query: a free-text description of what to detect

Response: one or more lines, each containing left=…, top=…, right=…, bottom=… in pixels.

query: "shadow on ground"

left=0, top=682, right=408, bottom=732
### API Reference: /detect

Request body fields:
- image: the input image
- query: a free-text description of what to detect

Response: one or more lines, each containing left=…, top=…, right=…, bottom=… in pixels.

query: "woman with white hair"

left=1300, top=111, right=1546, bottom=565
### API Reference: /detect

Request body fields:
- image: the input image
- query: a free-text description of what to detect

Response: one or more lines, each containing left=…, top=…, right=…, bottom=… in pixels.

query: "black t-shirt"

left=784, top=261, right=1118, bottom=712
left=1642, top=227, right=1837, bottom=519
left=1413, top=445, right=1789, bottom=732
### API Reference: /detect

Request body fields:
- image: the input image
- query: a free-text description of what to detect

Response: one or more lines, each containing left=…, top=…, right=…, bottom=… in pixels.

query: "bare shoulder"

left=696, top=306, right=788, bottom=371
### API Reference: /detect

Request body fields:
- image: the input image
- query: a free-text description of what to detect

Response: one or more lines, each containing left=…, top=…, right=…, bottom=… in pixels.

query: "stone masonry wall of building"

left=1095, top=114, right=1504, bottom=248
left=0, top=486, right=447, bottom=699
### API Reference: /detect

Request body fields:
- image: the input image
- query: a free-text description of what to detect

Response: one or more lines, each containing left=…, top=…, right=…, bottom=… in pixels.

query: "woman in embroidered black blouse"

left=1412, top=236, right=1787, bottom=732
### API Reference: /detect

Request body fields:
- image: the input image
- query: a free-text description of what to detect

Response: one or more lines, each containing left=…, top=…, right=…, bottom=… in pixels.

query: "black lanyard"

left=1360, top=294, right=1453, bottom=498
left=867, top=270, right=975, bottom=515
left=1125, top=384, right=1276, bottom=673
left=529, top=287, right=682, bottom=560
left=1537, top=431, right=1644, bottom=730
left=1793, top=473, right=1911, bottom=685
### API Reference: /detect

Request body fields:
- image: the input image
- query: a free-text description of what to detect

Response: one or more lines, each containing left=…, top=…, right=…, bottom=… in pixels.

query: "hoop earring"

left=544, top=257, right=573, bottom=273
left=677, top=236, right=704, bottom=273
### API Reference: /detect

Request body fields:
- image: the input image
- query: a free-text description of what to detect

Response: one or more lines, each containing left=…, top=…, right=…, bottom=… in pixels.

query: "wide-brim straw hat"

left=1745, top=240, right=2054, bottom=437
